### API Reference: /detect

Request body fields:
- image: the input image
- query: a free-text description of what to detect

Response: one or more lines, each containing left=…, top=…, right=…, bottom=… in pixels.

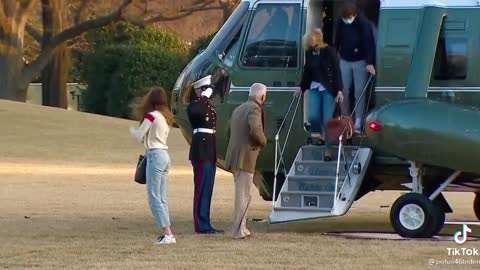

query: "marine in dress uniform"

left=187, top=75, right=223, bottom=234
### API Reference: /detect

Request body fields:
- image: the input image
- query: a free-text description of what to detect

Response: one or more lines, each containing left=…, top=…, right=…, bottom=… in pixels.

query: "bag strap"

left=332, top=99, right=348, bottom=117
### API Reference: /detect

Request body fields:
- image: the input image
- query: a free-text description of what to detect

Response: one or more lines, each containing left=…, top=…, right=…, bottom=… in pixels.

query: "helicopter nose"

left=171, top=90, right=180, bottom=115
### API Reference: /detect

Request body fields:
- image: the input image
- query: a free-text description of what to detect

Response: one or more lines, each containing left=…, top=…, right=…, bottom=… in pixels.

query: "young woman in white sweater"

left=129, top=87, right=176, bottom=245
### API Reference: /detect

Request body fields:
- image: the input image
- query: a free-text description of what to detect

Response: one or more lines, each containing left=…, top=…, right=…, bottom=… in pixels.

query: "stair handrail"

left=334, top=74, right=375, bottom=209
left=337, top=149, right=361, bottom=198
left=272, top=92, right=302, bottom=208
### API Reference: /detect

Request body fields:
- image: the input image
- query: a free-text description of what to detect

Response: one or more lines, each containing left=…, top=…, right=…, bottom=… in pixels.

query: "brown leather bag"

left=326, top=104, right=353, bottom=144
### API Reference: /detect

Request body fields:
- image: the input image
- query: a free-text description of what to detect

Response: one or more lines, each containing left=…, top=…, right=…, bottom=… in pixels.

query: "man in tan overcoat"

left=225, top=83, right=267, bottom=239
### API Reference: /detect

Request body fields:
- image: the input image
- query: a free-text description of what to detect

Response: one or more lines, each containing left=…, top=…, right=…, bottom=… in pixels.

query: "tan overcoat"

left=225, top=98, right=267, bottom=174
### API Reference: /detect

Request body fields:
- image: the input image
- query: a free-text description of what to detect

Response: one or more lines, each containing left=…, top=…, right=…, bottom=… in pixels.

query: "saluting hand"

left=335, top=91, right=344, bottom=104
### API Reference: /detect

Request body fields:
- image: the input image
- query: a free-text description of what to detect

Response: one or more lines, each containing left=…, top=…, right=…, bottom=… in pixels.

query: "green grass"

left=0, top=100, right=479, bottom=269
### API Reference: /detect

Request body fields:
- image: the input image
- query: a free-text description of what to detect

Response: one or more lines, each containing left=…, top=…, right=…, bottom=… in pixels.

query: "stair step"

left=287, top=175, right=344, bottom=192
left=282, top=191, right=334, bottom=195
left=301, top=145, right=358, bottom=162
left=273, top=206, right=332, bottom=212
left=294, top=160, right=348, bottom=176
left=280, top=191, right=334, bottom=208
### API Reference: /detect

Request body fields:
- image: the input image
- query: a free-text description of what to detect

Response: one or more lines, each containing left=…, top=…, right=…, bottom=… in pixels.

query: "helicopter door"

left=226, top=0, right=305, bottom=172
left=230, top=1, right=303, bottom=88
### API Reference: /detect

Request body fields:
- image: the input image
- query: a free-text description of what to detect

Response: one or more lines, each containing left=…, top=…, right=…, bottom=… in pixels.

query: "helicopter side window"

left=240, top=4, right=300, bottom=68
left=433, top=37, right=467, bottom=80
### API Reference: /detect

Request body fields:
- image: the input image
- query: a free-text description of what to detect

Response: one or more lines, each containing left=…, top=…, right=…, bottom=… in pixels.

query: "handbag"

left=134, top=154, right=147, bottom=184
left=326, top=103, right=353, bottom=144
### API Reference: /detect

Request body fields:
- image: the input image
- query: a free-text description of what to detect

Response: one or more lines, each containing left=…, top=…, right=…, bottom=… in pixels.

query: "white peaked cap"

left=192, top=75, right=212, bottom=89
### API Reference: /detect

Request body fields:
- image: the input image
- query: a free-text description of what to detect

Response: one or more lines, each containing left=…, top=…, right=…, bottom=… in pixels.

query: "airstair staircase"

left=269, top=144, right=372, bottom=223
left=269, top=75, right=375, bottom=224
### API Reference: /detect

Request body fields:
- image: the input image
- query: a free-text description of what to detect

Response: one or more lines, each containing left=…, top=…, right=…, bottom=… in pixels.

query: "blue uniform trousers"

left=191, top=160, right=216, bottom=232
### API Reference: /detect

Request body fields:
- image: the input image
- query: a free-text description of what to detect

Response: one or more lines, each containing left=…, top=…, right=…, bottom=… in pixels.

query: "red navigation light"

left=368, top=121, right=382, bottom=132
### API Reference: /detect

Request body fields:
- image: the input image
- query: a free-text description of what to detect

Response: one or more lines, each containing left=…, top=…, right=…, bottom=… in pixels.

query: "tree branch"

left=19, top=0, right=35, bottom=17
left=25, top=24, right=42, bottom=43
left=23, top=0, right=133, bottom=83
left=0, top=3, right=5, bottom=21
left=147, top=7, right=220, bottom=23
left=131, top=1, right=220, bottom=25
left=2, top=1, right=16, bottom=18
left=74, top=0, right=90, bottom=25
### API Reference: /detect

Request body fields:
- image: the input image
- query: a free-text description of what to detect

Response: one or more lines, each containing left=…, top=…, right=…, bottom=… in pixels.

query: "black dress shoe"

left=197, top=228, right=224, bottom=234
left=211, top=228, right=224, bottom=233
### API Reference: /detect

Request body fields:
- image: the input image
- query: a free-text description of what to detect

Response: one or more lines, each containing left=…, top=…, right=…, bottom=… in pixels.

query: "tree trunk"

left=0, top=11, right=29, bottom=101
left=0, top=52, right=29, bottom=101
left=41, top=45, right=69, bottom=108
left=41, top=0, right=69, bottom=109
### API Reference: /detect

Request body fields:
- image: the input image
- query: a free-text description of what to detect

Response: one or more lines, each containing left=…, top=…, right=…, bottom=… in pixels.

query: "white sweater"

left=129, top=110, right=170, bottom=150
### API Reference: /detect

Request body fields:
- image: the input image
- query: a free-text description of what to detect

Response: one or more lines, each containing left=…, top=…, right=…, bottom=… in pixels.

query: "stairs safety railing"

left=272, top=92, right=302, bottom=208
left=334, top=74, right=375, bottom=207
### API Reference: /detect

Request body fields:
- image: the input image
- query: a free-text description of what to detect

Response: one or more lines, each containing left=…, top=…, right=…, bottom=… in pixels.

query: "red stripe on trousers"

left=193, top=160, right=203, bottom=232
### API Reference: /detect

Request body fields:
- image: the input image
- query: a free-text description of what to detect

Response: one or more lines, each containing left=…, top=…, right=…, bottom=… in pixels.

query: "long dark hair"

left=134, top=87, right=174, bottom=126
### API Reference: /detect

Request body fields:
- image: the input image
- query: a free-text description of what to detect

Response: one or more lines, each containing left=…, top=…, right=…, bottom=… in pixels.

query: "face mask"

left=342, top=16, right=356, bottom=24
left=201, top=87, right=213, bottom=99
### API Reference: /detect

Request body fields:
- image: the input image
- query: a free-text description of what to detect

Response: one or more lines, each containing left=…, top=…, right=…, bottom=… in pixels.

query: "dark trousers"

left=191, top=160, right=216, bottom=232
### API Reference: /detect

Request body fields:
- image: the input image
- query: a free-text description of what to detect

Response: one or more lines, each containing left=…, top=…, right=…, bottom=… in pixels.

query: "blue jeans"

left=308, top=88, right=335, bottom=147
left=146, top=149, right=171, bottom=229
left=340, top=59, right=368, bottom=129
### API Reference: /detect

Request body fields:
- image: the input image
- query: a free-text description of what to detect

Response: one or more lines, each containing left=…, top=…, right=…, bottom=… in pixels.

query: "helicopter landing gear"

left=390, top=193, right=445, bottom=238
left=390, top=162, right=461, bottom=238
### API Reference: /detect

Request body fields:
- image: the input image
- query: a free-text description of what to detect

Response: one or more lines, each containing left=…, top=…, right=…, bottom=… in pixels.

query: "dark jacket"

left=300, top=45, right=343, bottom=96
left=334, top=14, right=376, bottom=65
left=187, top=96, right=217, bottom=162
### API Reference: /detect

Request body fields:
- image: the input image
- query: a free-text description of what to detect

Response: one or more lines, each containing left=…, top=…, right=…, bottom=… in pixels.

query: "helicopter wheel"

left=474, top=193, right=480, bottom=221
left=390, top=193, right=445, bottom=238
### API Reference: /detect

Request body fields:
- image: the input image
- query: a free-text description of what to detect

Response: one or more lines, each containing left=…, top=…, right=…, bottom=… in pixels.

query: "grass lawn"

left=0, top=100, right=479, bottom=269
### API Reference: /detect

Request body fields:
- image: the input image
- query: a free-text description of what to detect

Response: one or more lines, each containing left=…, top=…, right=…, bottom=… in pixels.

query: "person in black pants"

left=187, top=75, right=223, bottom=234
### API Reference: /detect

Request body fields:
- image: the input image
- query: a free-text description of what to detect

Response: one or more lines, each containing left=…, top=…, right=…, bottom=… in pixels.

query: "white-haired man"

left=225, top=83, right=267, bottom=239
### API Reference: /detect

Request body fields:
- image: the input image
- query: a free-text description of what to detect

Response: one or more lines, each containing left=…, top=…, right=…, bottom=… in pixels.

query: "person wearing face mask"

left=187, top=75, right=223, bottom=234
left=225, top=83, right=267, bottom=240
left=334, top=1, right=376, bottom=134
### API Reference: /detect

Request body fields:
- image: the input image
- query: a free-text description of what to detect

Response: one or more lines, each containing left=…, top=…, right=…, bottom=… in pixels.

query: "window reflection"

left=433, top=37, right=467, bottom=80
left=240, top=4, right=301, bottom=68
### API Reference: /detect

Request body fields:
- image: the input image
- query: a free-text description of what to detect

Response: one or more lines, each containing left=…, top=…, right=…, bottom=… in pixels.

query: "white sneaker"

left=155, top=235, right=176, bottom=245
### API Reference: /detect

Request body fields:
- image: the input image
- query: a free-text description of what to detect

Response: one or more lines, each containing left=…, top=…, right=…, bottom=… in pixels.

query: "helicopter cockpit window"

left=433, top=37, right=467, bottom=80
left=240, top=4, right=301, bottom=68
left=223, top=27, right=243, bottom=67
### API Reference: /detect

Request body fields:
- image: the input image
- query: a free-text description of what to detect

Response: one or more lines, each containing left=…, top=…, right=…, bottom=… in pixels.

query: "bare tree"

left=0, top=0, right=132, bottom=102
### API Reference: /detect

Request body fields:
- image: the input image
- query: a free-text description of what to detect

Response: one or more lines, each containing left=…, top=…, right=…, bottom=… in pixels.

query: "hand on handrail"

left=366, top=65, right=376, bottom=76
